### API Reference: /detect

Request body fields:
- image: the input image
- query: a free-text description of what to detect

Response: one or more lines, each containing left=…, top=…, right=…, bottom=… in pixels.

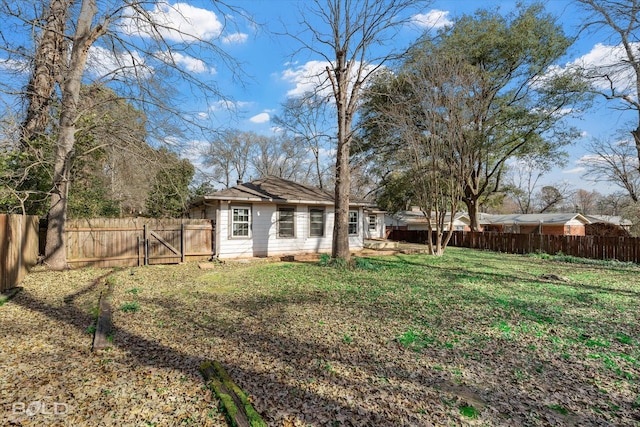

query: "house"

left=188, top=176, right=385, bottom=259
left=385, top=207, right=471, bottom=232
left=480, top=213, right=590, bottom=236
left=584, top=215, right=633, bottom=232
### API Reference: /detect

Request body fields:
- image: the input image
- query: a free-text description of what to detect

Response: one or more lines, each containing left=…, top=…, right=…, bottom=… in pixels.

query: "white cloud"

left=318, top=147, right=337, bottom=158
left=552, top=42, right=639, bottom=95
left=119, top=2, right=223, bottom=43
left=222, top=33, right=248, bottom=44
left=576, top=154, right=600, bottom=165
left=562, top=167, right=585, bottom=174
left=282, top=60, right=332, bottom=97
left=182, top=138, right=210, bottom=171
left=281, top=60, right=378, bottom=98
left=208, top=99, right=252, bottom=112
left=0, top=57, right=27, bottom=73
left=86, top=45, right=149, bottom=80
left=411, top=9, right=452, bottom=29
left=154, top=51, right=214, bottom=73
left=250, top=112, right=270, bottom=123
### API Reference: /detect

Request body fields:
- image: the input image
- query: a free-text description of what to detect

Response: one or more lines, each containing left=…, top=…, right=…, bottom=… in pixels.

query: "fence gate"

left=140, top=223, right=186, bottom=265
left=60, top=218, right=214, bottom=268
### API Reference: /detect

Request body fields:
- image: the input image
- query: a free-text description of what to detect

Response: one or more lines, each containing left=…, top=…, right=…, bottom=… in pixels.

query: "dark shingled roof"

left=196, top=176, right=372, bottom=206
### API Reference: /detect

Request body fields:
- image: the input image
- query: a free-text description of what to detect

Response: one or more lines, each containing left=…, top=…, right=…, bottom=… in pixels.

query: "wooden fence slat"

left=387, top=230, right=640, bottom=264
left=0, top=215, right=39, bottom=292
left=34, top=218, right=214, bottom=269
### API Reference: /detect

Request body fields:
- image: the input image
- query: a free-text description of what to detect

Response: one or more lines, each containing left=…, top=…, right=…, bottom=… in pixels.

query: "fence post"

left=143, top=224, right=149, bottom=266
left=180, top=223, right=185, bottom=263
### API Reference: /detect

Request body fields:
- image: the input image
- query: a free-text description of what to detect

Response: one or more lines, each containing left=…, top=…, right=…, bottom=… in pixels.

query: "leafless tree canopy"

left=574, top=0, right=640, bottom=167
left=582, top=134, right=640, bottom=201
left=0, top=0, right=247, bottom=269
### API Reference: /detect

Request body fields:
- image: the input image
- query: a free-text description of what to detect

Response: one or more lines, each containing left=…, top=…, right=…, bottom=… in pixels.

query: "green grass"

left=107, top=247, right=640, bottom=425
left=120, top=301, right=139, bottom=313
left=459, top=405, right=479, bottom=419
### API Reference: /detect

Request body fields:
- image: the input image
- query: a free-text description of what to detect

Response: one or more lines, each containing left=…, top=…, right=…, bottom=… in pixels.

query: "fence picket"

left=387, top=230, right=640, bottom=264
left=0, top=215, right=39, bottom=292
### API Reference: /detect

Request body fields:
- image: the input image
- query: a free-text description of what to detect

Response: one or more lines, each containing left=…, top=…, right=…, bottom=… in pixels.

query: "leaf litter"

left=0, top=249, right=639, bottom=426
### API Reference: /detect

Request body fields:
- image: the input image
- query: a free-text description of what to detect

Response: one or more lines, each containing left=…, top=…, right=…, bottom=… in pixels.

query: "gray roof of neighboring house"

left=480, top=213, right=590, bottom=226
left=584, top=215, right=633, bottom=226
left=388, top=210, right=470, bottom=225
left=192, top=176, right=373, bottom=207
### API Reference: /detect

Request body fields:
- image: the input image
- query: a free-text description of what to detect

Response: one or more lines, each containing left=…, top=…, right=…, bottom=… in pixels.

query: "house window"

left=309, top=208, right=324, bottom=237
left=231, top=206, right=250, bottom=238
left=349, top=210, right=359, bottom=235
left=368, top=214, right=377, bottom=231
left=278, top=207, right=295, bottom=238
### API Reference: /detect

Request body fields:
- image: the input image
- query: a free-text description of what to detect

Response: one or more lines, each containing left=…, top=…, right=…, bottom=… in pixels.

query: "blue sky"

left=174, top=0, right=634, bottom=195
left=2, top=0, right=635, bottom=195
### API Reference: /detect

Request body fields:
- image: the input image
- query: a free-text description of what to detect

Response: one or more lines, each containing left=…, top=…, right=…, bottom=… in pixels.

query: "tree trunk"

left=44, top=0, right=103, bottom=270
left=21, top=0, right=70, bottom=144
left=329, top=44, right=352, bottom=260
left=634, top=126, right=640, bottom=178
left=332, top=112, right=351, bottom=260
left=465, top=197, right=481, bottom=232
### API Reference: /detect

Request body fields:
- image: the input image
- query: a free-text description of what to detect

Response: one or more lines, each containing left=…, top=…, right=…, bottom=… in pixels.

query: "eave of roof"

left=190, top=176, right=376, bottom=208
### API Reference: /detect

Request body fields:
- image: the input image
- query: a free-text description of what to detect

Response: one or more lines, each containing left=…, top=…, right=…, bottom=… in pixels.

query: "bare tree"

left=272, top=94, right=335, bottom=189
left=0, top=1, right=246, bottom=269
left=506, top=156, right=556, bottom=214
left=289, top=0, right=426, bottom=260
left=251, top=134, right=313, bottom=182
left=571, top=189, right=602, bottom=214
left=204, top=130, right=255, bottom=188
left=534, top=185, right=570, bottom=213
left=574, top=0, right=640, bottom=169
left=581, top=134, right=640, bottom=201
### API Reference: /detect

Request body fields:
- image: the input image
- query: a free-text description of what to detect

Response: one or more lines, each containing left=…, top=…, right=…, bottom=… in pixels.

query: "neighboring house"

left=385, top=207, right=471, bottom=232
left=584, top=215, right=633, bottom=232
left=188, top=176, right=385, bottom=259
left=480, top=213, right=590, bottom=236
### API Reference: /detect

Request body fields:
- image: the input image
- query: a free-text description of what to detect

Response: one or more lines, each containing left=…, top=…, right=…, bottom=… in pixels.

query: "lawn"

left=1, top=247, right=639, bottom=426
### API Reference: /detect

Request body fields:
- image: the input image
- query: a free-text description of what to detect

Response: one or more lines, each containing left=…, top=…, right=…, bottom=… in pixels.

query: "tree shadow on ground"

left=8, top=273, right=434, bottom=426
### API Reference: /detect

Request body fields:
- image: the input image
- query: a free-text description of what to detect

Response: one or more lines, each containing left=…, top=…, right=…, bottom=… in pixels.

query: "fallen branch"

left=200, top=360, right=266, bottom=427
left=92, top=280, right=114, bottom=351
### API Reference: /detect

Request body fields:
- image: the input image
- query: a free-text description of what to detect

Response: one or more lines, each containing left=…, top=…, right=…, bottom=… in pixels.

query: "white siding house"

left=189, top=177, right=383, bottom=259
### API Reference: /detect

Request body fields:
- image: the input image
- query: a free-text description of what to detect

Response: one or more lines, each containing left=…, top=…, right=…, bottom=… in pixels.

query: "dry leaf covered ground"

left=1, top=247, right=639, bottom=426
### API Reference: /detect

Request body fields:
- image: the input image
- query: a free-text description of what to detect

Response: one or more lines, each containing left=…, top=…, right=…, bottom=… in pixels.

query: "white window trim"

left=309, top=207, right=325, bottom=237
left=368, top=214, right=377, bottom=231
left=277, top=206, right=296, bottom=239
left=348, top=210, right=359, bottom=236
left=229, top=205, right=251, bottom=239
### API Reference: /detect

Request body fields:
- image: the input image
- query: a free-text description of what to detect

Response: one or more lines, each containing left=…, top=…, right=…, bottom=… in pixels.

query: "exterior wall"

left=564, top=225, right=585, bottom=236
left=214, top=202, right=365, bottom=259
left=364, top=212, right=386, bottom=239
left=188, top=201, right=218, bottom=220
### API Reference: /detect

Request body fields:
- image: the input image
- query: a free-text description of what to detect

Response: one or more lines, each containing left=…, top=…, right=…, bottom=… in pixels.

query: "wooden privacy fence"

left=388, top=230, right=640, bottom=264
left=57, top=218, right=214, bottom=268
left=0, top=214, right=39, bottom=292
